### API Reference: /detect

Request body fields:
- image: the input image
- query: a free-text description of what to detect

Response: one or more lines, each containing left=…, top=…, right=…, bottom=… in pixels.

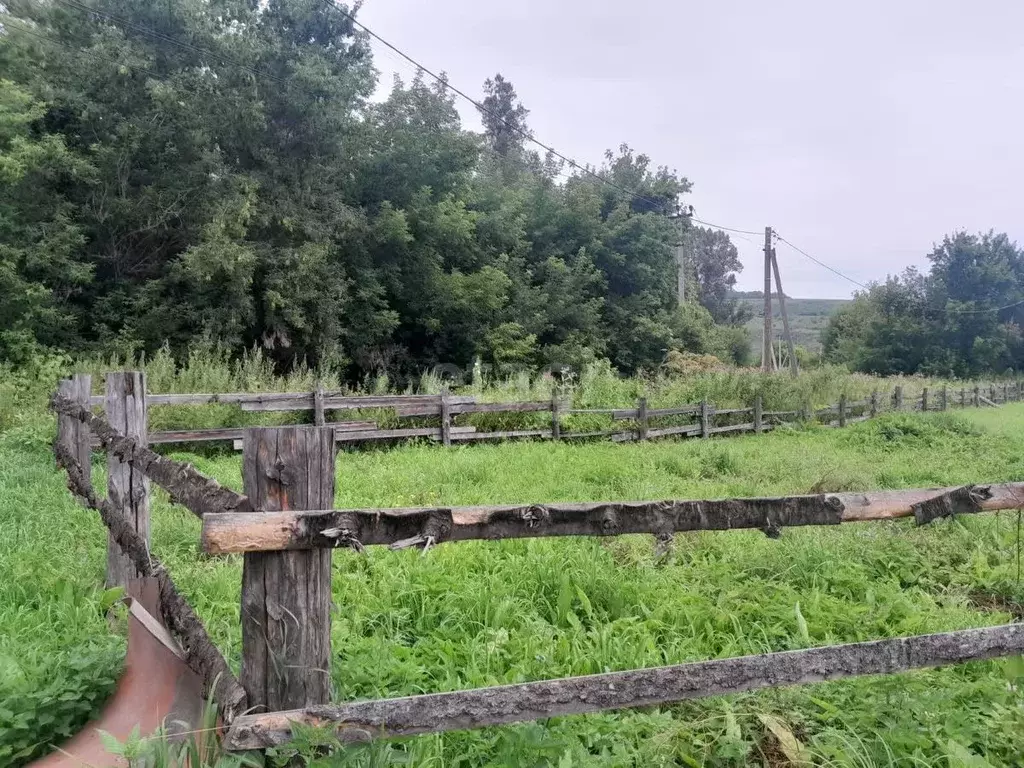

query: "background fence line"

left=78, top=379, right=1024, bottom=450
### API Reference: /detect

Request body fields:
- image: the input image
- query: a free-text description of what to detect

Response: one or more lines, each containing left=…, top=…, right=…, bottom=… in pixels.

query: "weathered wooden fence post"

left=440, top=389, right=452, bottom=447
left=313, top=385, right=326, bottom=427
left=105, top=372, right=149, bottom=589
left=894, top=386, right=903, bottom=411
left=1003, top=383, right=1009, bottom=403
left=637, top=397, right=648, bottom=441
left=940, top=386, right=947, bottom=411
left=921, top=387, right=928, bottom=412
left=960, top=388, right=966, bottom=408
left=753, top=394, right=763, bottom=433
left=551, top=390, right=561, bottom=441
left=973, top=385, right=981, bottom=408
left=838, top=394, right=847, bottom=428
left=869, top=390, right=878, bottom=418
left=241, top=426, right=335, bottom=713
left=700, top=400, right=711, bottom=438
left=57, top=374, right=92, bottom=478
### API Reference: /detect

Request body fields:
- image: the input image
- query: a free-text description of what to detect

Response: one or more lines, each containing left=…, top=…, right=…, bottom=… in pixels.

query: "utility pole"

left=762, top=226, right=774, bottom=372
left=675, top=216, right=686, bottom=304
left=769, top=247, right=799, bottom=377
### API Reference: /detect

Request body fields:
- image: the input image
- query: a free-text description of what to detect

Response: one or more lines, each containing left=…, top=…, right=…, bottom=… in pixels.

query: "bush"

left=0, top=643, right=123, bottom=767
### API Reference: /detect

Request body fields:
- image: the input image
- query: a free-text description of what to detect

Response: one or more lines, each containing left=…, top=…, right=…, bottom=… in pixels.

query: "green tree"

left=822, top=232, right=1024, bottom=376
left=689, top=226, right=750, bottom=324
left=0, top=79, right=93, bottom=363
left=479, top=74, right=531, bottom=158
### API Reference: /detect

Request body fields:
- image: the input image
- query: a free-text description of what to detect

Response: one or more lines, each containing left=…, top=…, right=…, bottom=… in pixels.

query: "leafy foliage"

left=823, top=232, right=1024, bottom=376
left=0, top=1, right=751, bottom=379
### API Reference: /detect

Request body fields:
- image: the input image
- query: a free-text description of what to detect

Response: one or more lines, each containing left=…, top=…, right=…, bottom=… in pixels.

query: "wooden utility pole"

left=769, top=247, right=799, bottom=377
left=762, top=226, right=774, bottom=372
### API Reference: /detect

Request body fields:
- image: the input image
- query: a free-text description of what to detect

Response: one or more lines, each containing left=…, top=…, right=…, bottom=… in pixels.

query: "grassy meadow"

left=739, top=297, right=849, bottom=354
left=2, top=354, right=1024, bottom=766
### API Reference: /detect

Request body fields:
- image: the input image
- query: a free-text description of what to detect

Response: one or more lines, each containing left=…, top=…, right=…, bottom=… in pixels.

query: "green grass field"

left=3, top=404, right=1024, bottom=766
left=739, top=297, right=849, bottom=354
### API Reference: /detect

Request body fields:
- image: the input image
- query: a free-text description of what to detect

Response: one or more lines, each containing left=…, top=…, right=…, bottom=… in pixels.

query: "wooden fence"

left=81, top=377, right=1024, bottom=450
left=48, top=372, right=1024, bottom=752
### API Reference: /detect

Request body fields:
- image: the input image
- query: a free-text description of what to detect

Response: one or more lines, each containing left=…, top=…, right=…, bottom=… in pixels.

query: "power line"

left=19, top=0, right=767, bottom=240
left=50, top=0, right=290, bottom=85
left=320, top=0, right=680, bottom=214
left=3, top=16, right=167, bottom=80
left=687, top=216, right=762, bottom=237
left=775, top=233, right=1024, bottom=316
left=774, top=234, right=871, bottom=290
left=325, top=3, right=776, bottom=239
left=931, top=297, right=1024, bottom=315
left=17, top=0, right=937, bottom=304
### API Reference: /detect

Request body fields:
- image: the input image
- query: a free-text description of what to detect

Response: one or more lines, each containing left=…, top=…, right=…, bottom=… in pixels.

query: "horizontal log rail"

left=241, top=393, right=477, bottom=413
left=223, top=622, right=1024, bottom=749
left=89, top=391, right=476, bottom=408
left=200, top=482, right=1022, bottom=555
left=90, top=421, right=380, bottom=448
left=51, top=393, right=251, bottom=517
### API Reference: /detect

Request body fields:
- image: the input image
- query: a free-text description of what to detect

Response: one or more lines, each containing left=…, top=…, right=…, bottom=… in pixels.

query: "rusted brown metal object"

left=29, top=580, right=207, bottom=768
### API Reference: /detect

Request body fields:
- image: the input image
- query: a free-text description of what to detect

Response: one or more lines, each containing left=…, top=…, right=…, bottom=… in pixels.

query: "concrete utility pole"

left=675, top=216, right=686, bottom=304
left=762, top=226, right=774, bottom=372
left=770, top=247, right=799, bottom=377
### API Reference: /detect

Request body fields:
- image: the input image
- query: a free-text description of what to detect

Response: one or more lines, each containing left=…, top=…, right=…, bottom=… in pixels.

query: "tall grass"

left=22, top=345, right=996, bottom=439
left=2, top=346, right=1022, bottom=766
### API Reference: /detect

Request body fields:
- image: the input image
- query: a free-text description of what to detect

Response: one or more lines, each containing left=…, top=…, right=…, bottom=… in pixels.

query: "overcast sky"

left=357, top=1, right=1024, bottom=298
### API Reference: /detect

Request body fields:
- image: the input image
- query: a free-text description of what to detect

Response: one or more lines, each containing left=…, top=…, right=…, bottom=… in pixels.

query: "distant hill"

left=731, top=290, right=789, bottom=299
left=735, top=296, right=850, bottom=353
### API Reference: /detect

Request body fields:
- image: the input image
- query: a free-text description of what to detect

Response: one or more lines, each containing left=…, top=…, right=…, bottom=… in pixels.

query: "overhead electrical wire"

left=774, top=234, right=871, bottom=290
left=49, top=0, right=291, bottom=85
left=687, top=216, right=762, bottom=237
left=775, top=233, right=1024, bottom=316
left=2, top=16, right=167, bottom=80
left=319, top=0, right=679, bottom=214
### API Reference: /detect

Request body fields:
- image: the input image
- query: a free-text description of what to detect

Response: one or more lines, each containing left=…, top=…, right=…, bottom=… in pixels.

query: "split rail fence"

left=49, top=371, right=1024, bottom=752
left=81, top=378, right=1024, bottom=450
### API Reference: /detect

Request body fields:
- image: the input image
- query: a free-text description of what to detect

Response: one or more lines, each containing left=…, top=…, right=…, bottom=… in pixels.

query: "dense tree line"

left=0, top=0, right=750, bottom=381
left=823, top=232, right=1024, bottom=376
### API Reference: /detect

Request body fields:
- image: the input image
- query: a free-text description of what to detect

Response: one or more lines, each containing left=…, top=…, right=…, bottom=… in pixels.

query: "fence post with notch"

left=240, top=426, right=335, bottom=714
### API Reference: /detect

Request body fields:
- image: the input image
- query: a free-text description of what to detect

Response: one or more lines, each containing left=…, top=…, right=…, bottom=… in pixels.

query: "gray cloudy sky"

left=358, top=1, right=1024, bottom=298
